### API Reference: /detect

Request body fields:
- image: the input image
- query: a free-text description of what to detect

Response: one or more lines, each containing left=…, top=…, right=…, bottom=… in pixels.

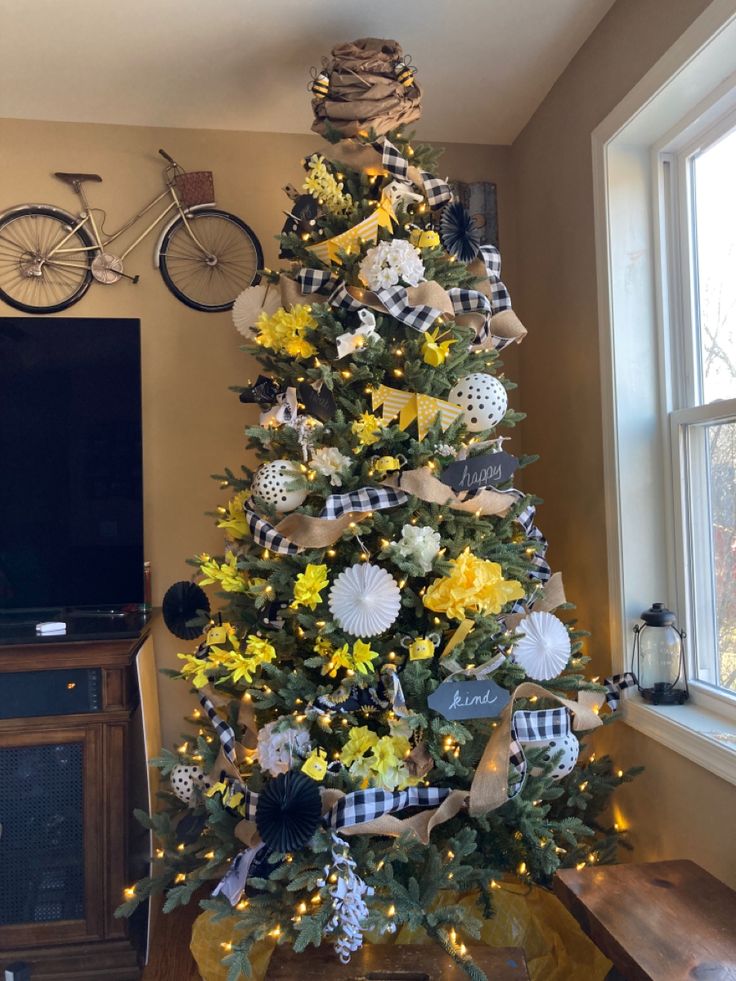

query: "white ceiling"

left=0, top=0, right=615, bottom=145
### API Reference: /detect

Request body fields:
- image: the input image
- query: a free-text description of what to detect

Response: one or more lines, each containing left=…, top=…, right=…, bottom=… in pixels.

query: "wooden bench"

left=267, top=943, right=530, bottom=979
left=554, top=859, right=736, bottom=981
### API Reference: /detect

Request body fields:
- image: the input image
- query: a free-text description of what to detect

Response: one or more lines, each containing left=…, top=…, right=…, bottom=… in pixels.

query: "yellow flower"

left=340, top=726, right=379, bottom=767
left=421, top=326, right=456, bottom=367
left=423, top=548, right=525, bottom=621
left=255, top=304, right=317, bottom=359
left=216, top=492, right=249, bottom=541
left=211, top=633, right=276, bottom=685
left=367, top=735, right=413, bottom=790
left=351, top=412, right=383, bottom=448
left=303, top=155, right=353, bottom=215
left=409, top=228, right=441, bottom=250
left=177, top=652, right=211, bottom=689
left=198, top=552, right=247, bottom=593
left=292, top=564, right=329, bottom=610
left=244, top=635, right=276, bottom=663
left=322, top=639, right=379, bottom=677
left=314, top=636, right=334, bottom=657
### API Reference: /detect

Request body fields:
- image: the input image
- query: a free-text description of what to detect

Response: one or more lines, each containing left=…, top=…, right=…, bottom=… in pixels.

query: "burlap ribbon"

left=312, top=38, right=422, bottom=138
left=386, top=467, right=522, bottom=517
left=504, top=572, right=566, bottom=631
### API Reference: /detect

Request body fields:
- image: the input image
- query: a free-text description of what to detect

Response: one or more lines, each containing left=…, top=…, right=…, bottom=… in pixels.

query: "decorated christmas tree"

left=120, top=38, right=639, bottom=981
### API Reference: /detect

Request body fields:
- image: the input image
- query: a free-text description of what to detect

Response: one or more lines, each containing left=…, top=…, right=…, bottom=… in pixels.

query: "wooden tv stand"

left=0, top=628, right=150, bottom=980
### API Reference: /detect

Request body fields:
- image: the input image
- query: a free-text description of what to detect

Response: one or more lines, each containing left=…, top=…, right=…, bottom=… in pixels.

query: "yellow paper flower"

left=198, top=552, right=247, bottom=593
left=423, top=548, right=525, bottom=621
left=409, top=228, right=441, bottom=250
left=177, top=652, right=211, bottom=689
left=421, top=326, right=456, bottom=367
left=216, top=491, right=249, bottom=541
left=210, top=633, right=276, bottom=685
left=367, top=735, right=416, bottom=791
left=255, top=304, right=317, bottom=358
left=351, top=639, right=380, bottom=674
left=292, top=564, right=329, bottom=610
left=314, top=636, right=334, bottom=657
left=351, top=412, right=383, bottom=448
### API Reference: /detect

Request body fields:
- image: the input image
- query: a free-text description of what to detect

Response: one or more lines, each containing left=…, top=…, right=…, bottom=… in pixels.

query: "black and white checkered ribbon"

left=321, top=485, right=409, bottom=519
left=325, top=786, right=452, bottom=830
left=604, top=672, right=637, bottom=711
left=243, top=498, right=301, bottom=556
left=199, top=692, right=239, bottom=765
left=514, top=500, right=552, bottom=586
left=509, top=705, right=571, bottom=794
left=478, top=245, right=513, bottom=317
left=243, top=486, right=408, bottom=555
left=330, top=280, right=442, bottom=333
left=297, top=267, right=335, bottom=294
left=377, top=139, right=453, bottom=209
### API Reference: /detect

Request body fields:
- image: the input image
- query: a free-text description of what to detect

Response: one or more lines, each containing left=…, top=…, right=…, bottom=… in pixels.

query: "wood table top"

left=266, top=942, right=530, bottom=979
left=554, top=859, right=736, bottom=981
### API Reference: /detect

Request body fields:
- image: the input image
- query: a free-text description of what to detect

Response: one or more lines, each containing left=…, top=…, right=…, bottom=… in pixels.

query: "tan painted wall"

left=511, top=0, right=736, bottom=886
left=0, top=117, right=513, bottom=746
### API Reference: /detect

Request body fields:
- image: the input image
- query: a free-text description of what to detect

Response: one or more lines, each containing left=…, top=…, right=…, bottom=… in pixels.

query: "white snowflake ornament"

left=513, top=611, right=571, bottom=680
left=328, top=563, right=401, bottom=637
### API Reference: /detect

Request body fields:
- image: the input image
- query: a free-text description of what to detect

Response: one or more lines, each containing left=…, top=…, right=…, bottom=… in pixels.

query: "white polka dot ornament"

left=251, top=460, right=308, bottom=513
left=522, top=732, right=579, bottom=781
left=170, top=764, right=212, bottom=804
left=448, top=372, right=508, bottom=433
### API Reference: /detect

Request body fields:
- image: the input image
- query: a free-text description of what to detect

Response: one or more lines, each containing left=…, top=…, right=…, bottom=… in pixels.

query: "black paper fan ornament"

left=255, top=770, right=322, bottom=853
left=297, top=381, right=336, bottom=423
left=440, top=201, right=482, bottom=263
left=162, top=581, right=211, bottom=639
left=239, top=375, right=283, bottom=407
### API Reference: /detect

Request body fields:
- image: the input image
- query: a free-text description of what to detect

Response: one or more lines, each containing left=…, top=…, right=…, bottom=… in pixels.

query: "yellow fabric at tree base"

left=189, top=885, right=611, bottom=981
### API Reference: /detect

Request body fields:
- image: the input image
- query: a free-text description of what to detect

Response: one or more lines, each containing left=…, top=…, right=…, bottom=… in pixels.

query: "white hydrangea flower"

left=256, top=720, right=310, bottom=776
left=359, top=239, right=425, bottom=291
left=311, top=446, right=353, bottom=486
left=391, top=524, right=442, bottom=574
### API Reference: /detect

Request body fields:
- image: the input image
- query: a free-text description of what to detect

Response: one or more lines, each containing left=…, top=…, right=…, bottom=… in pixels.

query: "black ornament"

left=162, top=581, right=211, bottom=639
left=239, top=375, right=283, bottom=407
left=280, top=194, right=321, bottom=259
left=255, top=770, right=322, bottom=853
left=176, top=811, right=208, bottom=845
left=297, top=381, right=336, bottom=422
left=440, top=201, right=482, bottom=263
left=314, top=684, right=386, bottom=714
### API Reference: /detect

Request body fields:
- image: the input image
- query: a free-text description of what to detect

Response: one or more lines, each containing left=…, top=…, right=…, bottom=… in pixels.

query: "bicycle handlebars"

left=158, top=148, right=176, bottom=165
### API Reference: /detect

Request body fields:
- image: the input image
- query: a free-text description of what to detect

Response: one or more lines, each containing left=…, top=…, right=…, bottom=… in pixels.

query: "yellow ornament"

left=351, top=412, right=383, bottom=448
left=292, top=563, right=329, bottom=610
left=423, top=548, right=525, bottom=621
left=409, top=228, right=441, bottom=250
left=373, top=455, right=404, bottom=475
left=421, top=326, right=456, bottom=367
left=301, top=748, right=328, bottom=782
left=408, top=636, right=436, bottom=661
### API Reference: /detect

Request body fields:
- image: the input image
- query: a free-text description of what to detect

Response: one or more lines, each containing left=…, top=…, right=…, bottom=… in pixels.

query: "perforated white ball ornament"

left=170, top=764, right=211, bottom=804
left=448, top=372, right=508, bottom=432
left=251, top=460, right=307, bottom=513
left=522, top=732, right=579, bottom=781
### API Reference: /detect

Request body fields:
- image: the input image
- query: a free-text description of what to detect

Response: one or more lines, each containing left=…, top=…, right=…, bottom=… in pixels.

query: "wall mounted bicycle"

left=0, top=149, right=263, bottom=314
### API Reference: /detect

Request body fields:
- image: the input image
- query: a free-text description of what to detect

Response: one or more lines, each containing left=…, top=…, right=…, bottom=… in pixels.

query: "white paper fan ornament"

left=232, top=282, right=281, bottom=339
left=328, top=563, right=401, bottom=637
left=513, top=611, right=571, bottom=680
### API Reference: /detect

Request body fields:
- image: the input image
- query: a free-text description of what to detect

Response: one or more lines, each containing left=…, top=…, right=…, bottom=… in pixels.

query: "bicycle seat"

left=54, top=171, right=102, bottom=185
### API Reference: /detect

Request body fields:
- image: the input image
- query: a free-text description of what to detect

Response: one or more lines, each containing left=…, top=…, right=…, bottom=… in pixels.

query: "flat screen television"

left=0, top=318, right=143, bottom=614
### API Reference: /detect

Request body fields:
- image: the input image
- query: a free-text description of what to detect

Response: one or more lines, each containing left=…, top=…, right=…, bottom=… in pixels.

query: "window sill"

left=623, top=694, right=736, bottom=786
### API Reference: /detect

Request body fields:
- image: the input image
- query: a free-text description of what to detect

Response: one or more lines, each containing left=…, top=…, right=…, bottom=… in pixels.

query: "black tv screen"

left=0, top=318, right=143, bottom=611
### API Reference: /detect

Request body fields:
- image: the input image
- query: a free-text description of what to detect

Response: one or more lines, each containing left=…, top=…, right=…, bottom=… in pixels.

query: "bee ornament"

left=372, top=454, right=406, bottom=476
left=403, top=633, right=440, bottom=662
left=309, top=67, right=330, bottom=100
left=301, top=747, right=328, bottom=782
left=396, top=56, right=418, bottom=88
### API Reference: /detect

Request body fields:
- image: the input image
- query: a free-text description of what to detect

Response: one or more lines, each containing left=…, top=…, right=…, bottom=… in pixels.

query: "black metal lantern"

left=632, top=602, right=688, bottom=705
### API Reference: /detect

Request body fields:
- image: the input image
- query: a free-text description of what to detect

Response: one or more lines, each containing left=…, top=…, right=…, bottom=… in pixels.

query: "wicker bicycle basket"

left=174, top=170, right=215, bottom=208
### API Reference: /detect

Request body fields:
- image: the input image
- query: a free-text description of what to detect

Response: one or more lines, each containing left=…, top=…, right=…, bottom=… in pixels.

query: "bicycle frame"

left=48, top=180, right=212, bottom=269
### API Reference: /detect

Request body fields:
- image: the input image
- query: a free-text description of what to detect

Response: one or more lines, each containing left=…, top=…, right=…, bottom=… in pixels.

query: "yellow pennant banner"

left=372, top=384, right=463, bottom=440
left=307, top=194, right=396, bottom=264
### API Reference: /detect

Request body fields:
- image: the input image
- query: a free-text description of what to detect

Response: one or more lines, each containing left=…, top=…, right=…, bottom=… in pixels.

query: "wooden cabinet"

left=0, top=633, right=147, bottom=979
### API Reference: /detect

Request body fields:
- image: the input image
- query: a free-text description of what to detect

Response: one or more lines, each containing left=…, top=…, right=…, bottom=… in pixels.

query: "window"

left=665, top=117, right=736, bottom=705
left=592, top=4, right=736, bottom=782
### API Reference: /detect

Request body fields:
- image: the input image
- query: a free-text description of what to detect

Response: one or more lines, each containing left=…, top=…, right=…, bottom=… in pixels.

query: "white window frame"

left=592, top=0, right=736, bottom=785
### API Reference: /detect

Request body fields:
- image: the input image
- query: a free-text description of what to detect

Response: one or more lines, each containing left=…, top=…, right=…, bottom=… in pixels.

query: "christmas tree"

left=120, top=38, right=639, bottom=981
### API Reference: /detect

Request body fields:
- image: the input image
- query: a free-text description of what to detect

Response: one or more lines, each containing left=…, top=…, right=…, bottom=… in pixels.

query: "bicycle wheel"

left=158, top=208, right=263, bottom=312
left=0, top=206, right=95, bottom=314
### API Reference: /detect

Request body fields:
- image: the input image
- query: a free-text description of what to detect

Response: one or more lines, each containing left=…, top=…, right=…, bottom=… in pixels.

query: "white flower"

left=359, top=239, right=425, bottom=291
left=256, top=720, right=311, bottom=776
left=311, top=446, right=353, bottom=486
left=390, top=524, right=442, bottom=574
